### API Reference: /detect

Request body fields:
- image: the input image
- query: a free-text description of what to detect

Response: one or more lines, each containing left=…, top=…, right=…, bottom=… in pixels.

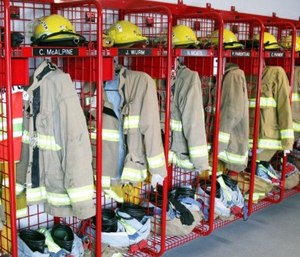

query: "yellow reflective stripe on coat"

left=67, top=184, right=94, bottom=203
left=21, top=130, right=30, bottom=143
left=168, top=151, right=194, bottom=170
left=38, top=134, right=62, bottom=151
left=3, top=180, right=25, bottom=195
left=292, top=93, right=300, bottom=102
left=16, top=183, right=25, bottom=195
left=248, top=97, right=277, bottom=108
left=2, top=178, right=9, bottom=187
left=90, top=129, right=120, bottom=142
left=22, top=130, right=61, bottom=151
left=293, top=122, right=300, bottom=132
left=121, top=167, right=147, bottom=182
left=26, top=187, right=47, bottom=203
left=218, top=151, right=248, bottom=165
left=112, top=253, right=123, bottom=257
left=16, top=208, right=28, bottom=219
left=85, top=96, right=92, bottom=106
left=219, top=131, right=230, bottom=144
left=90, top=130, right=96, bottom=140
left=102, top=176, right=111, bottom=188
left=280, top=129, right=294, bottom=139
left=248, top=99, right=256, bottom=108
left=123, top=116, right=140, bottom=129
left=256, top=139, right=282, bottom=150
left=103, top=129, right=120, bottom=142
left=147, top=153, right=165, bottom=169
left=189, top=145, right=208, bottom=158
left=0, top=118, right=23, bottom=140
left=47, top=192, right=71, bottom=206
left=245, top=192, right=265, bottom=201
left=170, top=119, right=183, bottom=132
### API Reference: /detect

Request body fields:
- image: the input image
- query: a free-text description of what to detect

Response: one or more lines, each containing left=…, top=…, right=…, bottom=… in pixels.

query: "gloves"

left=1, top=31, right=24, bottom=47
left=168, top=195, right=195, bottom=226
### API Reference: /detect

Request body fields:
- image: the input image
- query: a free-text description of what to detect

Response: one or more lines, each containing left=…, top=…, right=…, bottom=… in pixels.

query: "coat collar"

left=225, top=62, right=239, bottom=73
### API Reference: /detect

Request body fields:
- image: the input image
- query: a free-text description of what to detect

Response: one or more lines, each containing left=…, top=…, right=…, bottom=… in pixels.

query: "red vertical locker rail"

left=1, top=0, right=18, bottom=256
left=0, top=0, right=104, bottom=256
left=101, top=2, right=172, bottom=256
left=94, top=3, right=103, bottom=256
left=50, top=0, right=105, bottom=255
left=261, top=21, right=296, bottom=204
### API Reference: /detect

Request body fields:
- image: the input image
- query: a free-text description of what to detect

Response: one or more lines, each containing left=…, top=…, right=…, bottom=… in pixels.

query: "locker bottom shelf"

left=125, top=185, right=300, bottom=256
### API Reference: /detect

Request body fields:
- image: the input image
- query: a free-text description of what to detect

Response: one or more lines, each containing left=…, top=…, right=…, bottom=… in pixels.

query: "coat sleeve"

left=275, top=68, right=294, bottom=150
left=179, top=72, right=209, bottom=171
left=59, top=74, right=95, bottom=219
left=219, top=70, right=247, bottom=152
left=139, top=75, right=167, bottom=178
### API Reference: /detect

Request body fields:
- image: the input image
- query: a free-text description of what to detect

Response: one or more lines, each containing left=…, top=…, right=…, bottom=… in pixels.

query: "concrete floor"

left=164, top=193, right=300, bottom=257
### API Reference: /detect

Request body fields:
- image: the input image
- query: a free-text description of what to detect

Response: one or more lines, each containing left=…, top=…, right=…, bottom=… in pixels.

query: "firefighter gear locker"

left=1, top=0, right=300, bottom=257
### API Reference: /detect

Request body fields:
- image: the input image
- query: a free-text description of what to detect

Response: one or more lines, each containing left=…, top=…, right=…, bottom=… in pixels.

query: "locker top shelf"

left=6, top=46, right=296, bottom=59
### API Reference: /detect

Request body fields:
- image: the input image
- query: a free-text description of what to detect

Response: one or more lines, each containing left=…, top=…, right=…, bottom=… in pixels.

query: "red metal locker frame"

left=122, top=6, right=172, bottom=257
left=169, top=12, right=224, bottom=239
left=167, top=13, right=265, bottom=243
left=261, top=21, right=297, bottom=204
left=100, top=2, right=173, bottom=256
left=1, top=0, right=299, bottom=256
left=218, top=15, right=266, bottom=217
left=205, top=4, right=300, bottom=212
left=0, top=1, right=104, bottom=256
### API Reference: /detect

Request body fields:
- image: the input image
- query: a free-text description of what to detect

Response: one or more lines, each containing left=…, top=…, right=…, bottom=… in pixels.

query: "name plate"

left=33, top=48, right=79, bottom=56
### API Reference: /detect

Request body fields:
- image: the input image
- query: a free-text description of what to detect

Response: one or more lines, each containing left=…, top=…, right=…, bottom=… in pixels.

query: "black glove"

left=1, top=31, right=24, bottom=47
left=168, top=195, right=195, bottom=226
left=11, top=32, right=24, bottom=47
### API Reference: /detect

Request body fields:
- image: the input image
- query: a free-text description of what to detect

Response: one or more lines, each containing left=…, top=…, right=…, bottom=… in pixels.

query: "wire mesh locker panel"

left=99, top=5, right=172, bottom=257
left=0, top=1, right=103, bottom=256
left=257, top=22, right=297, bottom=205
